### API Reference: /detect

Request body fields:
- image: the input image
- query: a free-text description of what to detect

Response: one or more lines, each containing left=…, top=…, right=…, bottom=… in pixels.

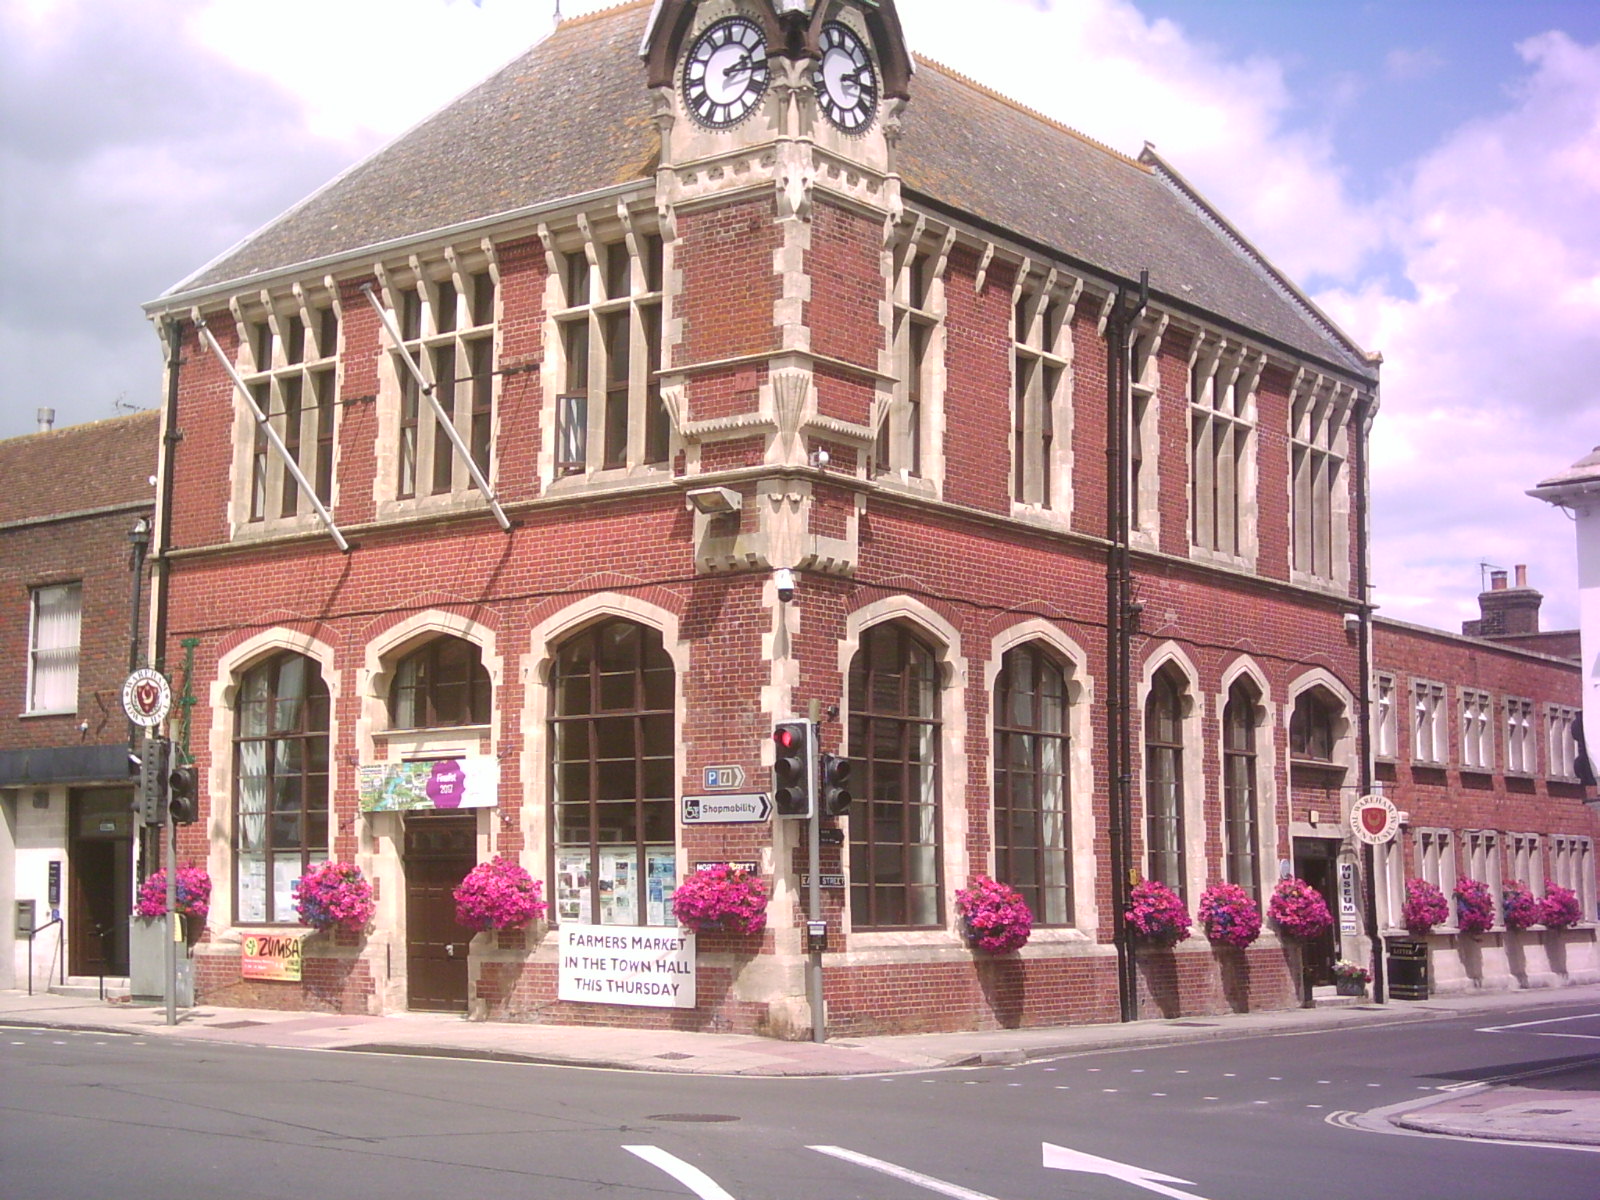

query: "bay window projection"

left=1505, top=697, right=1535, bottom=775
left=993, top=644, right=1072, bottom=925
left=1459, top=689, right=1493, bottom=771
left=392, top=271, right=496, bottom=499
left=233, top=652, right=331, bottom=924
left=242, top=305, right=339, bottom=521
left=848, top=623, right=943, bottom=930
left=1548, top=705, right=1581, bottom=780
left=554, top=232, right=667, bottom=476
left=1412, top=679, right=1447, bottom=765
left=549, top=620, right=676, bottom=926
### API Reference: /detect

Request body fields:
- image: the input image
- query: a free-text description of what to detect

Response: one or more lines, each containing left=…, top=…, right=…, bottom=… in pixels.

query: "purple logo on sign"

left=426, top=760, right=465, bottom=809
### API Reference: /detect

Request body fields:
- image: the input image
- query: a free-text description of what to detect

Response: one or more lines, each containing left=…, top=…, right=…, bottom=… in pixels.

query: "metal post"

left=165, top=809, right=177, bottom=1026
left=805, top=709, right=824, bottom=1043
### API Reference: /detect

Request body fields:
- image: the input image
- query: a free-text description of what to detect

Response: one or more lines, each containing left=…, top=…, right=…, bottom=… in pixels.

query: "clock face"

left=682, top=15, right=770, bottom=129
left=814, top=21, right=878, bottom=133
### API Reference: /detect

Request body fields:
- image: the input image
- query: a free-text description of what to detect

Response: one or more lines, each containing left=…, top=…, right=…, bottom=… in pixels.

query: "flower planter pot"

left=1335, top=978, right=1366, bottom=997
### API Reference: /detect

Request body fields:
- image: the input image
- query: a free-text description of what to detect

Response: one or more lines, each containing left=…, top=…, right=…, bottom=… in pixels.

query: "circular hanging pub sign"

left=121, top=668, right=172, bottom=729
left=1350, top=793, right=1400, bottom=845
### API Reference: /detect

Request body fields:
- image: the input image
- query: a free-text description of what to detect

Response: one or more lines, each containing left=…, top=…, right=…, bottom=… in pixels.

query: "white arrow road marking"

left=623, top=1145, right=738, bottom=1200
left=809, top=1145, right=1005, bottom=1200
left=1042, top=1142, right=1214, bottom=1200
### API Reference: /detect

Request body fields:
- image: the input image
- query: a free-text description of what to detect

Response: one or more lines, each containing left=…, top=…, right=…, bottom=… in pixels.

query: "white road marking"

left=1479, top=1012, right=1600, bottom=1040
left=1043, top=1141, right=1214, bottom=1200
left=810, top=1145, right=1004, bottom=1200
left=623, top=1145, right=738, bottom=1200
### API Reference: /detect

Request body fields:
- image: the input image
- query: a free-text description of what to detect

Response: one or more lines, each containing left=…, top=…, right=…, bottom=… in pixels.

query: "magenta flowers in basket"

left=293, top=861, right=376, bottom=933
left=1541, top=884, right=1583, bottom=931
left=1401, top=877, right=1449, bottom=935
left=672, top=864, right=769, bottom=934
left=1501, top=880, right=1542, bottom=932
left=134, top=866, right=211, bottom=920
left=1453, top=877, right=1495, bottom=934
left=955, top=875, right=1033, bottom=954
left=1126, top=878, right=1192, bottom=944
left=1267, top=876, right=1332, bottom=941
left=454, top=855, right=547, bottom=931
left=1197, top=881, right=1261, bottom=948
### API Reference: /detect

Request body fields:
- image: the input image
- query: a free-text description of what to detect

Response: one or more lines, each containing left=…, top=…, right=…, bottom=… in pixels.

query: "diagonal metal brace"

left=361, top=284, right=512, bottom=532
left=196, top=320, right=351, bottom=553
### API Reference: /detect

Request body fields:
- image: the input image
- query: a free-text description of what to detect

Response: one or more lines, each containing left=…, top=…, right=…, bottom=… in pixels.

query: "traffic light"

left=820, top=753, right=853, bottom=818
left=772, top=721, right=814, bottom=818
left=138, top=736, right=169, bottom=827
left=168, top=763, right=199, bottom=825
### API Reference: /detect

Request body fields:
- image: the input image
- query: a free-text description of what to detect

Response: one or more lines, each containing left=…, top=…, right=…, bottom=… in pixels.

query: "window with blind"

left=27, top=582, right=82, bottom=714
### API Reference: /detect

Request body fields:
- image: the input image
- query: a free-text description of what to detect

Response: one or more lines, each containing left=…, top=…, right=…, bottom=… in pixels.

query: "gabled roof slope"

left=169, top=4, right=661, bottom=296
left=894, top=62, right=1372, bottom=377
left=160, top=2, right=1373, bottom=380
left=0, top=411, right=159, bottom=525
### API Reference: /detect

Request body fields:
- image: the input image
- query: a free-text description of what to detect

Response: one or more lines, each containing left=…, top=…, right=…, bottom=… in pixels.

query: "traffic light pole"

left=805, top=714, right=824, bottom=1043
left=164, top=811, right=177, bottom=1027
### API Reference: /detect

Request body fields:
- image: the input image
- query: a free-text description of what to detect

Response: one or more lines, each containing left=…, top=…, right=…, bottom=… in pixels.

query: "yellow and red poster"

left=241, top=931, right=306, bottom=981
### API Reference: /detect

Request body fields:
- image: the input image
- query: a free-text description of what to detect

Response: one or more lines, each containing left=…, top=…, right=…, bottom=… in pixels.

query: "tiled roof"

left=0, top=411, right=160, bottom=526
left=161, top=1, right=1371, bottom=378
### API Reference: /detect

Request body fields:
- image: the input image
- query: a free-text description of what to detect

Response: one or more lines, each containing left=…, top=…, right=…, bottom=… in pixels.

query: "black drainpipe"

left=154, top=316, right=182, bottom=678
left=1353, top=389, right=1382, bottom=1003
left=1105, top=270, right=1148, bottom=1023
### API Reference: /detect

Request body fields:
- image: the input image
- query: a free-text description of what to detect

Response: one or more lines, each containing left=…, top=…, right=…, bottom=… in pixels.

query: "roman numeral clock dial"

left=682, top=16, right=770, bottom=129
left=814, top=21, right=878, bottom=133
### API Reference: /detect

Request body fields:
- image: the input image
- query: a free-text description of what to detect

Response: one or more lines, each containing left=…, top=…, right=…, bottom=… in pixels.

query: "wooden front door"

left=68, top=788, right=134, bottom=977
left=404, top=814, right=477, bottom=1012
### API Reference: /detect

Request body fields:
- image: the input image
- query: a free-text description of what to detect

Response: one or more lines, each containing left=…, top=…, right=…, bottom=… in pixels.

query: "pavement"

left=3, top=982, right=1599, bottom=1148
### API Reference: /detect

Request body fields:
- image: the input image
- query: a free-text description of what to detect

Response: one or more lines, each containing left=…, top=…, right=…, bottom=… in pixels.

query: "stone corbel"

left=1093, top=291, right=1116, bottom=339
left=534, top=223, right=561, bottom=278
left=771, top=368, right=813, bottom=461
left=974, top=242, right=997, bottom=294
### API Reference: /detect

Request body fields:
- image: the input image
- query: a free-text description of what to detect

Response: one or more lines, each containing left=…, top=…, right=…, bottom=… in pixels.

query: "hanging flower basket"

left=1126, top=879, right=1192, bottom=945
left=1268, top=876, right=1332, bottom=941
left=955, top=876, right=1033, bottom=954
left=1541, top=884, right=1583, bottom=931
left=293, top=861, right=376, bottom=934
left=1501, top=880, right=1541, bottom=932
left=1401, top=877, right=1449, bottom=936
left=134, top=865, right=211, bottom=921
left=454, top=855, right=547, bottom=932
left=1453, top=877, right=1495, bottom=935
left=1197, top=881, right=1262, bottom=949
left=672, top=864, right=768, bottom=935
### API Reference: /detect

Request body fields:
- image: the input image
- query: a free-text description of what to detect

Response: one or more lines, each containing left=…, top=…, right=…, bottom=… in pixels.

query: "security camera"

left=774, top=567, right=795, bottom=603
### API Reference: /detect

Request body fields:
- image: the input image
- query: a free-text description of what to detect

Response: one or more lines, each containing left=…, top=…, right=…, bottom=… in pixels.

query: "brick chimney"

left=1463, top=564, right=1543, bottom=637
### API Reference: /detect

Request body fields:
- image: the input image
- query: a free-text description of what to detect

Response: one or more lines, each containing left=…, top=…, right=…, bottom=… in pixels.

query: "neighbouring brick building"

left=1, top=411, right=158, bottom=991
left=134, top=1, right=1595, bottom=1035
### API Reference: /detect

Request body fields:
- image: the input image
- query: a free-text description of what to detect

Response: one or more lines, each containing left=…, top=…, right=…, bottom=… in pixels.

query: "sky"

left=2, top=0, right=1597, bottom=634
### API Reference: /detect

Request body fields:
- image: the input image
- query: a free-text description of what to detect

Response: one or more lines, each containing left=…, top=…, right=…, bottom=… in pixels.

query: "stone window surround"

left=1459, top=687, right=1494, bottom=773
left=370, top=247, right=502, bottom=522
left=24, top=580, right=81, bottom=716
left=1411, top=677, right=1448, bottom=766
left=1288, top=369, right=1354, bottom=590
left=1505, top=696, right=1537, bottom=776
left=221, top=281, right=344, bottom=541
left=1187, top=335, right=1262, bottom=569
left=875, top=220, right=953, bottom=493
left=1009, top=262, right=1079, bottom=521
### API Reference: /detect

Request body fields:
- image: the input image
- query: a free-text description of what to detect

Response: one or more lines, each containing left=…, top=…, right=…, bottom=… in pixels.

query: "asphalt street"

left=2, top=1001, right=1598, bottom=1200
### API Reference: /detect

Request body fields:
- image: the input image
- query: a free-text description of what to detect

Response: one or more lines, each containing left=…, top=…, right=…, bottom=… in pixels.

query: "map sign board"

left=357, top=757, right=497, bottom=812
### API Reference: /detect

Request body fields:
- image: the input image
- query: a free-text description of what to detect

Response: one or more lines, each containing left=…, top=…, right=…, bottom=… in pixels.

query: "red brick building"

left=136, top=1, right=1594, bottom=1034
left=1, top=411, right=158, bottom=990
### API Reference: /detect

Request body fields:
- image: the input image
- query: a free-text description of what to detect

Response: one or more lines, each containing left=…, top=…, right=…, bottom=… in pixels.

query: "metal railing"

left=25, top=917, right=65, bottom=996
